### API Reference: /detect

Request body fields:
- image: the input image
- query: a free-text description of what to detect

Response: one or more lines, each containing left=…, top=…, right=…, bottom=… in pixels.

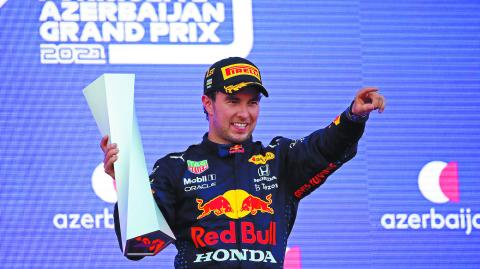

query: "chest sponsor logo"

left=258, top=164, right=270, bottom=176
left=196, top=189, right=273, bottom=219
left=194, top=248, right=277, bottom=264
left=248, top=152, right=275, bottom=165
left=191, top=221, right=277, bottom=263
left=229, top=144, right=244, bottom=154
left=187, top=160, right=209, bottom=174
left=183, top=174, right=216, bottom=192
left=254, top=164, right=278, bottom=191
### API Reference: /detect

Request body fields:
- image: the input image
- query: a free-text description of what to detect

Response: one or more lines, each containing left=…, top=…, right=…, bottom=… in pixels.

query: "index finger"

left=357, top=87, right=379, bottom=98
left=100, top=135, right=109, bottom=152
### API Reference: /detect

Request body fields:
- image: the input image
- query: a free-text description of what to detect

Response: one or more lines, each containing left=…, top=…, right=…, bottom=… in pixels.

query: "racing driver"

left=101, top=57, right=386, bottom=268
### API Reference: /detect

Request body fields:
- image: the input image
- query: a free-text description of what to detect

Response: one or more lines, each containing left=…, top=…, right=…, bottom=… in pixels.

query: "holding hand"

left=351, top=87, right=386, bottom=116
left=100, top=135, right=118, bottom=179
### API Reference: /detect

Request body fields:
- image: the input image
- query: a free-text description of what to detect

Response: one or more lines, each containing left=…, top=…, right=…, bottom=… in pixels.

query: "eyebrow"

left=225, top=95, right=240, bottom=101
left=225, top=95, right=261, bottom=102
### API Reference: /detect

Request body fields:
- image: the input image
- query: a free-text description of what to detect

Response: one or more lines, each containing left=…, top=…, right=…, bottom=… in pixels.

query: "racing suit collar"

left=201, top=133, right=253, bottom=157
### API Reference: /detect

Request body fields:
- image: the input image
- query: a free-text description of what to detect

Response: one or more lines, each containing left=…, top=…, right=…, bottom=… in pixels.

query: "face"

left=203, top=87, right=261, bottom=144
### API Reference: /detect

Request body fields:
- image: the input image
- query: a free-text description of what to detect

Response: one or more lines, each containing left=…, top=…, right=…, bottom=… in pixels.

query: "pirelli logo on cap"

left=221, top=64, right=261, bottom=81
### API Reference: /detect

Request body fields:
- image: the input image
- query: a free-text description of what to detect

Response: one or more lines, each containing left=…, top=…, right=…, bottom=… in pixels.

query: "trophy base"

left=125, top=230, right=175, bottom=256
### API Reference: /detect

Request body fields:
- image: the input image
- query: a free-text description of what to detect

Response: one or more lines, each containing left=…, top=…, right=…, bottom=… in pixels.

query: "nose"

left=236, top=103, right=249, bottom=120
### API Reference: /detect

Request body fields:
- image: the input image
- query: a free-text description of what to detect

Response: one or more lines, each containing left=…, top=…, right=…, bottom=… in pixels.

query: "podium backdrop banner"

left=83, top=74, right=175, bottom=256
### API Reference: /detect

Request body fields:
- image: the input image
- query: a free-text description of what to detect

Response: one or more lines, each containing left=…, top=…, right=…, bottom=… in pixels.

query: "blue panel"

left=0, top=0, right=479, bottom=268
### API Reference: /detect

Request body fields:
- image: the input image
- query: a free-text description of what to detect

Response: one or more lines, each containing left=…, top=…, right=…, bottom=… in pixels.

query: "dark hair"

left=203, top=91, right=217, bottom=120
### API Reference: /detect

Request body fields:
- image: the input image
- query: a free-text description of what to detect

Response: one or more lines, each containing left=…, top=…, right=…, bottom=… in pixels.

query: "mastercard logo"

left=418, top=161, right=459, bottom=204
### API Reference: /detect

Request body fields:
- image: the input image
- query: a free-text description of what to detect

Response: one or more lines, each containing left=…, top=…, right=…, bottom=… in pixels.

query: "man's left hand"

left=351, top=87, right=386, bottom=116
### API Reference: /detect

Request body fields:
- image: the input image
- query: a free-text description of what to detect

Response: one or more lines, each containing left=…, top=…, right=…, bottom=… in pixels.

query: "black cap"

left=204, top=57, right=269, bottom=97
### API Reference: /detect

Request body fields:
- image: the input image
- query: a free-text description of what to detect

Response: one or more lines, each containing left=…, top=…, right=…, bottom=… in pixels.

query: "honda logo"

left=258, top=164, right=270, bottom=177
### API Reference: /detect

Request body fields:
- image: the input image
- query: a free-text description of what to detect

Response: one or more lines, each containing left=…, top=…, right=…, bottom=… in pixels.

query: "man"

left=101, top=57, right=386, bottom=268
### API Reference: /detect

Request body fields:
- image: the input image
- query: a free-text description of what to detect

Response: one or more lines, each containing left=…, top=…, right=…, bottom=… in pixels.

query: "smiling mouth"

left=232, top=122, right=248, bottom=130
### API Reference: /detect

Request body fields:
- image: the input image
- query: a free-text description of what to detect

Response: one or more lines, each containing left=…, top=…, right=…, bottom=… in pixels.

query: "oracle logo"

left=418, top=161, right=459, bottom=204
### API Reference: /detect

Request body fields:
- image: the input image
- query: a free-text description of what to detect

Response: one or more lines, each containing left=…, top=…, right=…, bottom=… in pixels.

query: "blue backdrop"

left=1, top=1, right=479, bottom=268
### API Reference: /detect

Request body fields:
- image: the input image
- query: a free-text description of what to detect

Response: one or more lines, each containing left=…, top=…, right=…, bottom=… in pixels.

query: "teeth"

left=233, top=123, right=247, bottom=128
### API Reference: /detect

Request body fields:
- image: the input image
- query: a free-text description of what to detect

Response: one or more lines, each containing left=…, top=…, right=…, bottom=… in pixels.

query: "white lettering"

left=40, top=21, right=60, bottom=42
left=431, top=208, right=445, bottom=229
left=396, top=214, right=408, bottom=229
left=381, top=214, right=395, bottom=229
left=212, top=249, right=229, bottom=262
left=102, top=22, right=125, bottom=42
left=150, top=23, right=169, bottom=42
left=80, top=2, right=98, bottom=22
left=249, top=249, right=264, bottom=262
left=381, top=208, right=479, bottom=235
left=229, top=249, right=247, bottom=261
left=118, top=2, right=137, bottom=22
left=69, top=214, right=81, bottom=229
left=52, top=208, right=114, bottom=229
left=194, top=249, right=277, bottom=263
left=180, top=2, right=202, bottom=22
left=264, top=250, right=277, bottom=263
left=407, top=214, right=421, bottom=229
left=194, top=251, right=213, bottom=263
left=61, top=2, right=79, bottom=21
left=203, top=3, right=224, bottom=22
left=137, top=3, right=158, bottom=22
left=80, top=22, right=102, bottom=42
left=98, top=3, right=118, bottom=22
left=80, top=214, right=94, bottom=229
left=125, top=22, right=145, bottom=42
left=39, top=1, right=61, bottom=21
left=60, top=22, right=80, bottom=42
left=104, top=207, right=114, bottom=229
left=446, top=213, right=460, bottom=229
left=53, top=214, right=68, bottom=229
left=167, top=3, right=182, bottom=21
left=198, top=22, right=219, bottom=42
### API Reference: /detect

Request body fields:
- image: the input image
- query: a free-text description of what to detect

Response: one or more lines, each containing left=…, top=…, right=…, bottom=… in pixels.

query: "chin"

left=229, top=133, right=251, bottom=144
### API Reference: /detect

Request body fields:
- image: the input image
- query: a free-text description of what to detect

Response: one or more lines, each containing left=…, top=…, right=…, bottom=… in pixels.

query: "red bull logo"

left=191, top=220, right=277, bottom=248
left=196, top=190, right=274, bottom=220
left=229, top=144, right=244, bottom=154
left=241, top=193, right=274, bottom=215
left=196, top=195, right=233, bottom=219
left=133, top=236, right=166, bottom=255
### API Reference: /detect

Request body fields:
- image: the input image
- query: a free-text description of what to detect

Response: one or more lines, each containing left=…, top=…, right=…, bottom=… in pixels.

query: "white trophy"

left=83, top=74, right=175, bottom=256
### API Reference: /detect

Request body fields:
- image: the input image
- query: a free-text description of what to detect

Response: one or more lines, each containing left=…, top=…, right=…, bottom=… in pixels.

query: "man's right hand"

left=100, top=135, right=118, bottom=179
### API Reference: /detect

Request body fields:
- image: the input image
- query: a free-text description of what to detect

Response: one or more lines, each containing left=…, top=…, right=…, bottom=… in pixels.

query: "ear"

left=202, top=95, right=214, bottom=116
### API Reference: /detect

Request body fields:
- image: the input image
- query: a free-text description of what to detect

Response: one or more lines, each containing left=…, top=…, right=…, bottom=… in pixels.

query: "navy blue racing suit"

left=114, top=106, right=367, bottom=268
